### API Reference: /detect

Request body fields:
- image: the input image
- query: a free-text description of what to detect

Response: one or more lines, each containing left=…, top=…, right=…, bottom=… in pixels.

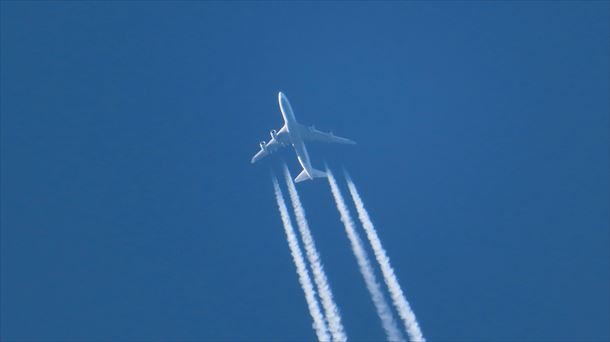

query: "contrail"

left=326, top=168, right=404, bottom=342
left=283, top=164, right=347, bottom=342
left=272, top=176, right=331, bottom=341
left=344, top=172, right=425, bottom=342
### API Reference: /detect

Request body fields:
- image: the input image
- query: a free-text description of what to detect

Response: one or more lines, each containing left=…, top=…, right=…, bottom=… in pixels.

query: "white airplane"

left=251, top=92, right=356, bottom=183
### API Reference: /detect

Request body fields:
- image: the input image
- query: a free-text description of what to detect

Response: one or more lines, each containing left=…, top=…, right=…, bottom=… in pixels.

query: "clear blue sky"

left=1, top=2, right=608, bottom=341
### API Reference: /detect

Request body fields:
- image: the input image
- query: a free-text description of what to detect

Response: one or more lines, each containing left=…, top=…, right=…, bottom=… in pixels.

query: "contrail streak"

left=344, top=172, right=425, bottom=342
left=326, top=168, right=404, bottom=342
left=283, top=164, right=347, bottom=342
left=272, top=176, right=330, bottom=341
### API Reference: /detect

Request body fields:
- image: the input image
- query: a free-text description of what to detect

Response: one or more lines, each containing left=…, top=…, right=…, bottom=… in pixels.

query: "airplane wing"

left=250, top=136, right=285, bottom=163
left=298, top=124, right=356, bottom=145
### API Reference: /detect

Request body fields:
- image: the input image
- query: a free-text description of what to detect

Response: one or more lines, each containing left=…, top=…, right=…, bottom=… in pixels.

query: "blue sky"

left=1, top=2, right=608, bottom=341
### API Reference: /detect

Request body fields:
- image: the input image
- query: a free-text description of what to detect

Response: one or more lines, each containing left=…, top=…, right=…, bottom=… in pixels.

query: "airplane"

left=251, top=92, right=356, bottom=183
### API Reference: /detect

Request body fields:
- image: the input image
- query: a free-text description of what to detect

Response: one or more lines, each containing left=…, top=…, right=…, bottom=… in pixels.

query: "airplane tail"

left=295, top=168, right=327, bottom=183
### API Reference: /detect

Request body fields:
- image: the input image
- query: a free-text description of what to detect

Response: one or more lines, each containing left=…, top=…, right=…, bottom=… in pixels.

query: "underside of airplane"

left=251, top=92, right=356, bottom=182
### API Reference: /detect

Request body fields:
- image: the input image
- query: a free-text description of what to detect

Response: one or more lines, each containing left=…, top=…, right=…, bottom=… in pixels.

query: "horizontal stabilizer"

left=295, top=168, right=327, bottom=183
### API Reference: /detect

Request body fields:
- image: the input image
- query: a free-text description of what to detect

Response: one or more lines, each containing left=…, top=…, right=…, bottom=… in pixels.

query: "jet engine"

left=270, top=130, right=277, bottom=140
left=259, top=141, right=266, bottom=151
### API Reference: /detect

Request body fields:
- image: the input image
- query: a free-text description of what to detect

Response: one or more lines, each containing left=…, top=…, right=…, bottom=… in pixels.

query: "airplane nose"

left=278, top=91, right=286, bottom=105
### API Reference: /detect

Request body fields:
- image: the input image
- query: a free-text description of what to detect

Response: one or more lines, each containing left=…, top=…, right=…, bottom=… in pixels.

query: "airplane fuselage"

left=251, top=92, right=354, bottom=182
left=278, top=92, right=315, bottom=178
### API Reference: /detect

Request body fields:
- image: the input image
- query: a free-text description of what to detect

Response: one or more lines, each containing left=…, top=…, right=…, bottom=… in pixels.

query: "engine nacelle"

left=259, top=141, right=267, bottom=151
left=270, top=130, right=277, bottom=140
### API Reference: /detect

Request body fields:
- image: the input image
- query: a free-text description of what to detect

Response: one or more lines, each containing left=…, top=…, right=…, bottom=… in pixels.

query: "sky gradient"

left=1, top=2, right=609, bottom=341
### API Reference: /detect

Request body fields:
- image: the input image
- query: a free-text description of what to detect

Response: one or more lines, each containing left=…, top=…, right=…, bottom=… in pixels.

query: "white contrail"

left=283, top=164, right=347, bottom=342
left=344, top=172, right=425, bottom=342
left=326, top=168, right=404, bottom=342
left=272, top=176, right=331, bottom=341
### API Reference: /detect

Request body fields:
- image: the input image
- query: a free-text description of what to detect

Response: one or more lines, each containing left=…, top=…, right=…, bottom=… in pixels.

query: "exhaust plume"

left=345, top=172, right=425, bottom=342
left=326, top=168, right=404, bottom=342
left=283, top=164, right=347, bottom=342
left=272, top=176, right=330, bottom=341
